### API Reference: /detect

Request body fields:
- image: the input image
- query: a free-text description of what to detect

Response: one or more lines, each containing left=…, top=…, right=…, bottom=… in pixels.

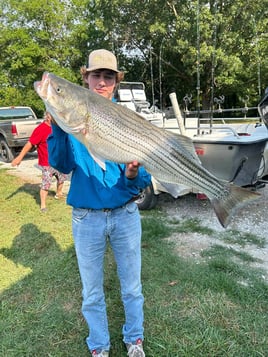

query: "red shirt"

left=29, top=121, right=52, bottom=166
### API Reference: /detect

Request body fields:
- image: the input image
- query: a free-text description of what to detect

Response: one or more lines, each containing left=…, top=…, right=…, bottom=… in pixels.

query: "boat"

left=163, top=109, right=268, bottom=187
left=115, top=82, right=268, bottom=209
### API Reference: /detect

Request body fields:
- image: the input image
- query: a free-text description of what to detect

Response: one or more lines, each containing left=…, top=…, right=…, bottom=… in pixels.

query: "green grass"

left=0, top=168, right=268, bottom=356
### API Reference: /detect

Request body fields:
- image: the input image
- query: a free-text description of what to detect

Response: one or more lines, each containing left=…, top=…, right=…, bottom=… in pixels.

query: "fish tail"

left=211, top=184, right=261, bottom=228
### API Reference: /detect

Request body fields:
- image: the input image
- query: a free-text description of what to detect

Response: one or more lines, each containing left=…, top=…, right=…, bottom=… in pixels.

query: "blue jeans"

left=72, top=202, right=144, bottom=352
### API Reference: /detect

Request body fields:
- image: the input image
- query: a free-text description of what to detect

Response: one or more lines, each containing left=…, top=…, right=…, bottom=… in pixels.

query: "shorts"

left=40, top=166, right=68, bottom=190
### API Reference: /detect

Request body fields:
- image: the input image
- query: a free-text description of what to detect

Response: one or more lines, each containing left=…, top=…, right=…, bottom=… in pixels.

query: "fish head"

left=34, top=72, right=87, bottom=134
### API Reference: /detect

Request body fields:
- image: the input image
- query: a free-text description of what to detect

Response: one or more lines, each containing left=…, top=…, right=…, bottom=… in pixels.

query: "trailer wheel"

left=0, top=139, right=15, bottom=163
left=135, top=184, right=158, bottom=210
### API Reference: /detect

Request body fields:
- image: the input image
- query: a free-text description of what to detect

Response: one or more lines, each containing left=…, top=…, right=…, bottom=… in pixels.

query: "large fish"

left=34, top=72, right=260, bottom=227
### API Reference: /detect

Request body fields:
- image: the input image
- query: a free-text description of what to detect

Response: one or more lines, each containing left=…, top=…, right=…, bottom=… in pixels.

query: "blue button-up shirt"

left=47, top=124, right=151, bottom=209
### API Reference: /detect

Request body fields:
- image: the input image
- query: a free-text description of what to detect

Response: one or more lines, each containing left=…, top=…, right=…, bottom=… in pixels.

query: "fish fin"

left=210, top=184, right=261, bottom=228
left=81, top=135, right=107, bottom=170
left=166, top=131, right=201, bottom=164
left=90, top=152, right=106, bottom=170
left=157, top=181, right=191, bottom=198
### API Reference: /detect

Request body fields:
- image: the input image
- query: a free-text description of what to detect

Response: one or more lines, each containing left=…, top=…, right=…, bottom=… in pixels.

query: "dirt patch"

left=158, top=186, right=268, bottom=236
left=157, top=190, right=268, bottom=281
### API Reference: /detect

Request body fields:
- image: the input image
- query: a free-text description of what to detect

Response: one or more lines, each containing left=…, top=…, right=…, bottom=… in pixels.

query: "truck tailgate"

left=13, top=119, right=42, bottom=138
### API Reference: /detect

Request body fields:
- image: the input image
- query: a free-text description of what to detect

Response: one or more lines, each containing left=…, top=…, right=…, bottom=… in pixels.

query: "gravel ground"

left=156, top=186, right=268, bottom=281
left=1, top=154, right=268, bottom=280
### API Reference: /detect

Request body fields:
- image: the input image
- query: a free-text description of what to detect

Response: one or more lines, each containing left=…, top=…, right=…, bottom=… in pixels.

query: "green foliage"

left=0, top=0, right=267, bottom=113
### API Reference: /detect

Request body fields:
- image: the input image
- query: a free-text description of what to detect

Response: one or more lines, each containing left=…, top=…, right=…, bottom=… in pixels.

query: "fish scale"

left=34, top=72, right=260, bottom=228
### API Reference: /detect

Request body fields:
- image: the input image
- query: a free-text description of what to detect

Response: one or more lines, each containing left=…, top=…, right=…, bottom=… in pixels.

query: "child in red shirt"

left=11, top=112, right=67, bottom=212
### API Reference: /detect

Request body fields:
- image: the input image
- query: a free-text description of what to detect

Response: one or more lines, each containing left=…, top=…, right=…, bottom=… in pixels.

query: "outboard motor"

left=258, top=87, right=268, bottom=129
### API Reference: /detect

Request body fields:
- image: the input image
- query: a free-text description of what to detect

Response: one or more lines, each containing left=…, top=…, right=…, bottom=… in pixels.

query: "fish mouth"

left=34, top=72, right=85, bottom=134
left=34, top=72, right=50, bottom=100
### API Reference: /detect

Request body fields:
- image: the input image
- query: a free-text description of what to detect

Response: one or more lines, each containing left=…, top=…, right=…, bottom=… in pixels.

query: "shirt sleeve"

left=47, top=124, right=76, bottom=174
left=29, top=124, right=44, bottom=146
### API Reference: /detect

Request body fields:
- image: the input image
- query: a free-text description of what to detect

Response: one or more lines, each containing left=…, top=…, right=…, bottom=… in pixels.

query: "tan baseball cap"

left=86, top=49, right=119, bottom=73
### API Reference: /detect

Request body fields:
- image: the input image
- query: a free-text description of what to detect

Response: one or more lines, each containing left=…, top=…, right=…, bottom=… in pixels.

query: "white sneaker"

left=126, top=338, right=145, bottom=357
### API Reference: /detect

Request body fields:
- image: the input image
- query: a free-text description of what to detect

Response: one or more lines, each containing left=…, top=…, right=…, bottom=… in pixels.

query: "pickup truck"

left=0, top=106, right=42, bottom=162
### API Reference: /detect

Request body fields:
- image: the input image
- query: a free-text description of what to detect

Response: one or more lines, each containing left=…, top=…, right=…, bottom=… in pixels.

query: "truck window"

left=0, top=107, right=34, bottom=120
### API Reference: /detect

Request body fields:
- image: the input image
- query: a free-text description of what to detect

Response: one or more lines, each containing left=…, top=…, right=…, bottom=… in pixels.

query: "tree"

left=0, top=0, right=267, bottom=114
left=0, top=0, right=80, bottom=114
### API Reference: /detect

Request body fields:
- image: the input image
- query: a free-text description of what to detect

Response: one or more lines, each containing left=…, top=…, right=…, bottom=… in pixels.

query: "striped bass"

left=34, top=72, right=260, bottom=228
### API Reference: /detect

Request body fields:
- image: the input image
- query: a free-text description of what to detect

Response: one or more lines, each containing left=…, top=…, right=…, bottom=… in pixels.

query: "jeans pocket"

left=72, top=208, right=89, bottom=221
left=126, top=202, right=138, bottom=214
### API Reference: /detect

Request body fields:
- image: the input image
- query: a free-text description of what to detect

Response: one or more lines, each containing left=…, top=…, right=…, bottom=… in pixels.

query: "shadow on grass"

left=5, top=182, right=40, bottom=204
left=0, top=223, right=89, bottom=357
left=5, top=181, right=62, bottom=208
left=0, top=223, right=129, bottom=357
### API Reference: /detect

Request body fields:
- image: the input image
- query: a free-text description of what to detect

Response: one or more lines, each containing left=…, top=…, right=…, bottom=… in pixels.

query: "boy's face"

left=86, top=69, right=116, bottom=100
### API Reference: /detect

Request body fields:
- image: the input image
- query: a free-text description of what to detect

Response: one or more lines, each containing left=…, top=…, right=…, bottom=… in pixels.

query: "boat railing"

left=184, top=106, right=258, bottom=115
left=189, top=125, right=241, bottom=138
left=162, top=121, right=243, bottom=138
left=161, top=112, right=262, bottom=138
left=183, top=106, right=261, bottom=135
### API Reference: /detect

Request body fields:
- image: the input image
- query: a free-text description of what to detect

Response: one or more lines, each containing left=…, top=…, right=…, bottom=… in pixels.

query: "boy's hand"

left=126, top=160, right=140, bottom=179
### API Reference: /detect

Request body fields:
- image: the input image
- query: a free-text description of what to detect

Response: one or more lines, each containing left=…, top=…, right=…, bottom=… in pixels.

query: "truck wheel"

left=135, top=184, right=158, bottom=210
left=0, top=139, right=15, bottom=163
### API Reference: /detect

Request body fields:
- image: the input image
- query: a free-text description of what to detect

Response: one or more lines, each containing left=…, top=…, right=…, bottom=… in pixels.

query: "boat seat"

left=117, top=89, right=133, bottom=102
left=132, top=89, right=147, bottom=101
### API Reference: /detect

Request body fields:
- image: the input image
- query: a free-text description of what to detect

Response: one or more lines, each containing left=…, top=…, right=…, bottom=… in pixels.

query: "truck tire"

left=0, top=139, right=15, bottom=163
left=135, top=184, right=158, bottom=210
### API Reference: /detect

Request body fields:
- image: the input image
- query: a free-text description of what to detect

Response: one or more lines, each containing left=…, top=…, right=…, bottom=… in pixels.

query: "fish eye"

left=56, top=86, right=61, bottom=93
